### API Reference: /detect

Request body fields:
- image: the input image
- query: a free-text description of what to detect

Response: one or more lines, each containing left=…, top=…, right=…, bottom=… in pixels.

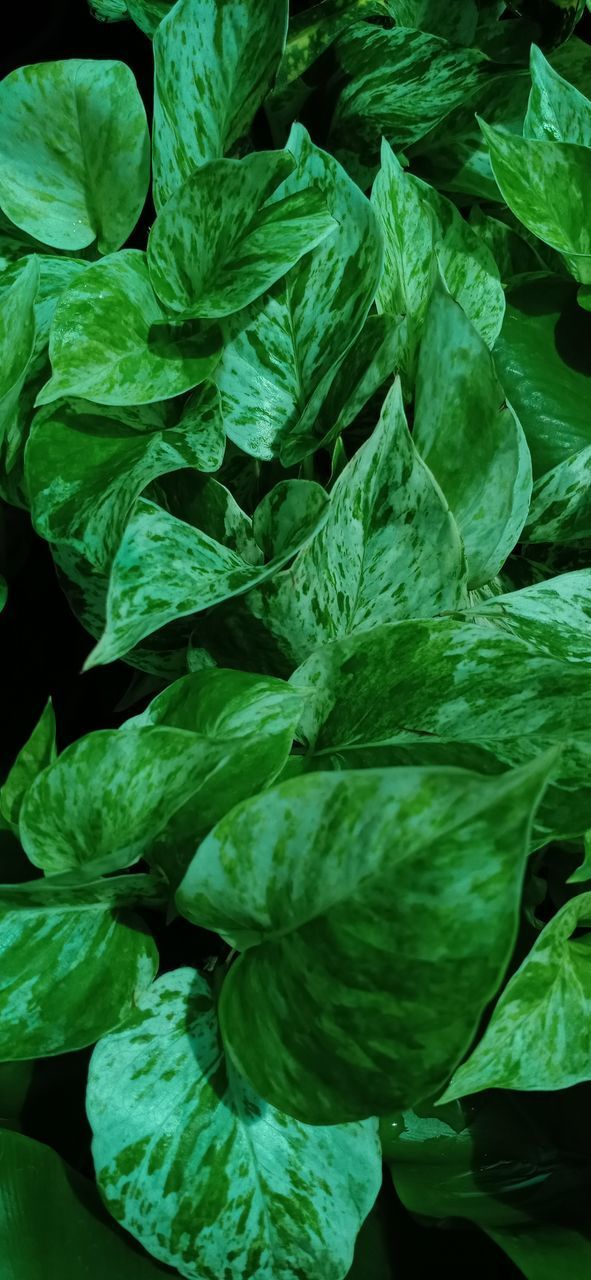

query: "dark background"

left=4, top=3, right=589, bottom=1275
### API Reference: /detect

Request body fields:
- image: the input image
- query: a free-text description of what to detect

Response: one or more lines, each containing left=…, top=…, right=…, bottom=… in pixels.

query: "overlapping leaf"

left=87, top=968, right=381, bottom=1280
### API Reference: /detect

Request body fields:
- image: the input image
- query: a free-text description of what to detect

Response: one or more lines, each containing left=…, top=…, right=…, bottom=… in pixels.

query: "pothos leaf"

left=87, top=968, right=381, bottom=1280
left=0, top=699, right=56, bottom=832
left=152, top=0, right=289, bottom=208
left=177, top=755, right=555, bottom=1124
left=0, top=60, right=149, bottom=253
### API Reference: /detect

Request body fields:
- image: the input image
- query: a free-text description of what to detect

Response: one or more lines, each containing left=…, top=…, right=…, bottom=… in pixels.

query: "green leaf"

left=177, top=756, right=554, bottom=1123
left=277, top=0, right=388, bottom=88
left=26, top=388, right=225, bottom=570
left=413, top=286, right=531, bottom=587
left=0, top=60, right=149, bottom=252
left=524, top=444, right=591, bottom=543
left=480, top=117, right=591, bottom=280
left=37, top=251, right=222, bottom=407
left=213, top=124, right=383, bottom=463
left=441, top=892, right=591, bottom=1099
left=0, top=700, right=56, bottom=831
left=487, top=1224, right=591, bottom=1280
left=386, top=0, right=480, bottom=42
left=0, top=1128, right=169, bottom=1278
left=21, top=673, right=303, bottom=883
left=148, top=149, right=336, bottom=319
left=87, top=967, right=381, bottom=1280
left=126, top=0, right=174, bottom=35
left=152, top=0, right=289, bottom=209
left=0, top=255, right=38, bottom=456
left=370, top=141, right=504, bottom=384
left=89, top=0, right=128, bottom=20
left=455, top=570, right=591, bottom=660
left=525, top=44, right=591, bottom=145
left=330, top=24, right=487, bottom=185
left=290, top=618, right=591, bottom=843
left=493, top=276, right=591, bottom=477
left=222, top=380, right=467, bottom=674
left=86, top=472, right=329, bottom=667
left=0, top=880, right=157, bottom=1060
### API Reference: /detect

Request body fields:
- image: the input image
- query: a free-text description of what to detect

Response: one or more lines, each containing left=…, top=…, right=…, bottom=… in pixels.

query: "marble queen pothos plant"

left=2, top=0, right=591, bottom=1276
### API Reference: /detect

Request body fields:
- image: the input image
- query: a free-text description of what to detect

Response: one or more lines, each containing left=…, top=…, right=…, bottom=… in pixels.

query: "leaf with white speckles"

left=290, top=617, right=591, bottom=843
left=152, top=0, right=289, bottom=209
left=277, top=0, right=387, bottom=88
left=0, top=60, right=149, bottom=252
left=213, top=124, right=383, bottom=462
left=525, top=45, right=591, bottom=146
left=86, top=472, right=329, bottom=667
left=330, top=24, right=486, bottom=185
left=26, top=387, right=225, bottom=570
left=87, top=967, right=381, bottom=1280
left=177, top=756, right=553, bottom=1123
left=441, top=892, right=591, bottom=1100
left=0, top=884, right=157, bottom=1060
left=20, top=673, right=303, bottom=882
left=413, top=286, right=531, bottom=588
left=0, top=699, right=56, bottom=833
left=454, top=570, right=591, bottom=661
left=148, top=150, right=336, bottom=319
left=524, top=444, right=591, bottom=544
left=480, top=118, right=591, bottom=281
left=37, top=251, right=222, bottom=407
left=224, top=380, right=467, bottom=674
left=371, top=141, right=504, bottom=385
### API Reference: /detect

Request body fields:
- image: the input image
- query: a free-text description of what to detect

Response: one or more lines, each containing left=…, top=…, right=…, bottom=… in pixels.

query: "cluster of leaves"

left=3, top=0, right=591, bottom=1276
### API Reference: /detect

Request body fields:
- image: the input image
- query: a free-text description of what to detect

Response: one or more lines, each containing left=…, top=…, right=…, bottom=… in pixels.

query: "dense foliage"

left=2, top=0, right=591, bottom=1276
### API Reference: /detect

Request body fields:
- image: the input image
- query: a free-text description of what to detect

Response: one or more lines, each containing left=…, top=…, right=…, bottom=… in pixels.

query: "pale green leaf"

left=456, top=570, right=591, bottom=661
left=177, top=755, right=554, bottom=1122
left=0, top=60, right=149, bottom=252
left=413, top=286, right=531, bottom=587
left=126, top=0, right=174, bottom=34
left=148, top=149, right=336, bottom=319
left=524, top=444, right=591, bottom=544
left=525, top=44, right=591, bottom=145
left=37, top=251, right=222, bottom=407
left=0, top=883, right=157, bottom=1060
left=152, top=0, right=289, bottom=208
left=441, top=892, right=591, bottom=1099
left=213, top=124, right=383, bottom=463
left=87, top=968, right=381, bottom=1280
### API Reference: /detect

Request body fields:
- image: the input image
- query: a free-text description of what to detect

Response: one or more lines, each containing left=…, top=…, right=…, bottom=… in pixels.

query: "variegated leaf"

left=524, top=444, right=591, bottom=544
left=148, top=150, right=336, bottom=319
left=525, top=44, right=591, bottom=145
left=0, top=60, right=149, bottom=252
left=87, top=968, right=381, bottom=1280
left=413, top=286, right=531, bottom=588
left=455, top=570, right=591, bottom=661
left=441, top=892, right=591, bottom=1099
left=152, top=0, right=289, bottom=208
left=0, top=699, right=56, bottom=832
left=37, top=251, right=222, bottom=407
left=177, top=756, right=554, bottom=1122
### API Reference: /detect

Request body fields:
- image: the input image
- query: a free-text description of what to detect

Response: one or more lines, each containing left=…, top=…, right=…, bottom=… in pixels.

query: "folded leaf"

left=148, top=149, right=336, bottom=318
left=26, top=389, right=225, bottom=569
left=177, top=756, right=554, bottom=1123
left=37, top=251, right=222, bottom=407
left=0, top=1129, right=168, bottom=1278
left=441, top=892, right=591, bottom=1099
left=87, top=968, right=381, bottom=1280
left=87, top=474, right=329, bottom=666
left=277, top=0, right=387, bottom=88
left=414, top=286, right=531, bottom=587
left=0, top=882, right=157, bottom=1059
left=213, top=124, right=383, bottom=462
left=224, top=380, right=467, bottom=673
left=525, top=44, right=591, bottom=145
left=152, top=0, right=289, bottom=208
left=0, top=60, right=149, bottom=252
